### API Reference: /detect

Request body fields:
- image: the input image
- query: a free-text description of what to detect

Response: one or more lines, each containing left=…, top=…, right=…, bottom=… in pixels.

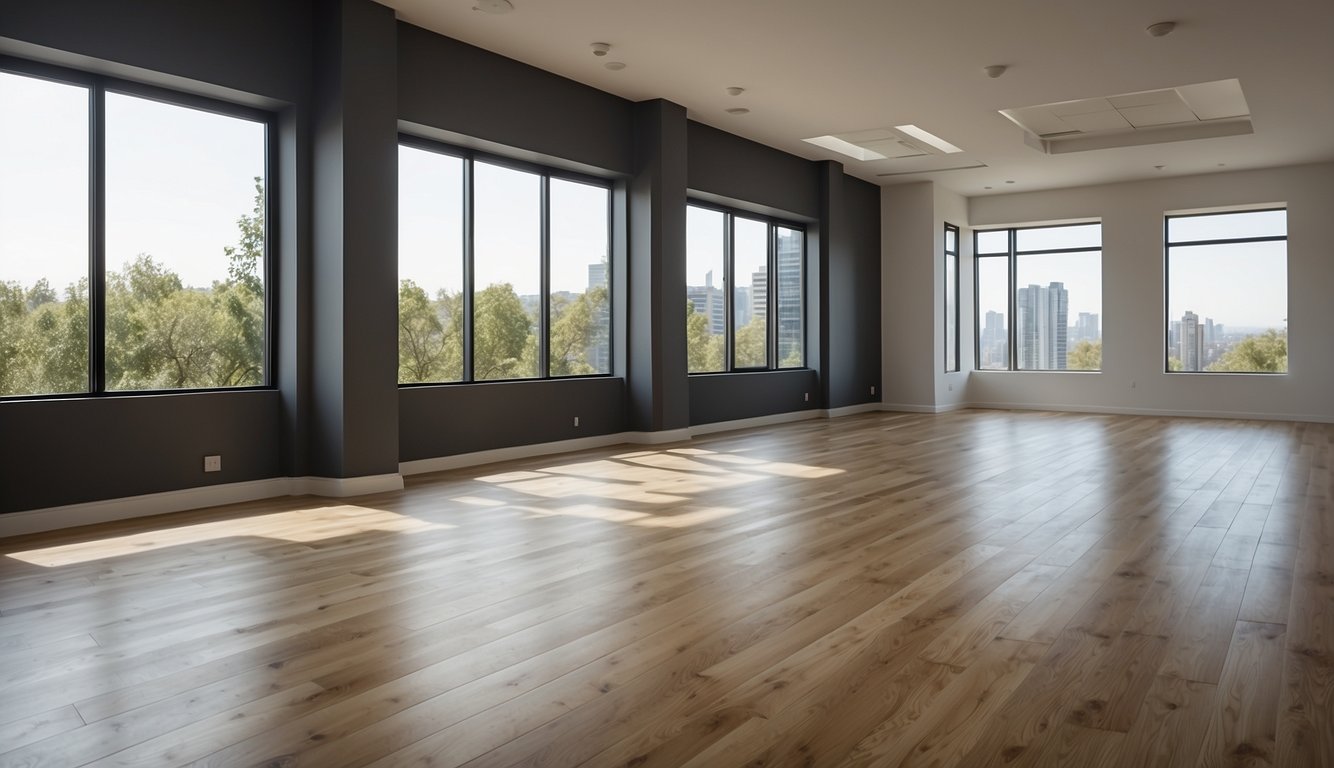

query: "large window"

left=1165, top=209, right=1287, bottom=374
left=944, top=223, right=959, bottom=372
left=975, top=223, right=1102, bottom=371
left=397, top=141, right=611, bottom=384
left=0, top=64, right=269, bottom=399
left=685, top=204, right=804, bottom=373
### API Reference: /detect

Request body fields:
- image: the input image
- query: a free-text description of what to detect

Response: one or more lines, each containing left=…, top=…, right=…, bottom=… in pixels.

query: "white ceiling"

left=383, top=0, right=1334, bottom=196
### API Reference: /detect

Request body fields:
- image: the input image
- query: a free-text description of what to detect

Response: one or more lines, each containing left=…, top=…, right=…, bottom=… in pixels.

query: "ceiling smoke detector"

left=726, top=86, right=745, bottom=96
left=984, top=65, right=1007, bottom=79
left=590, top=42, right=611, bottom=57
left=604, top=61, right=626, bottom=71
left=726, top=108, right=750, bottom=115
left=473, top=0, right=514, bottom=14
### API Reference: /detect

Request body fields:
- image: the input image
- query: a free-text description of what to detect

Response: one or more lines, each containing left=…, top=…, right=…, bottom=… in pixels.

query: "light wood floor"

left=1, top=410, right=1331, bottom=767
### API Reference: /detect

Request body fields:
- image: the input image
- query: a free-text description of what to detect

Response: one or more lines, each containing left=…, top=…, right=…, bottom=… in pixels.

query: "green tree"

left=1068, top=339, right=1101, bottom=371
left=1207, top=329, right=1287, bottom=373
left=225, top=177, right=265, bottom=295
left=686, top=301, right=723, bottom=373
left=734, top=318, right=768, bottom=368
left=473, top=283, right=534, bottom=380
left=1167, top=356, right=1184, bottom=372
left=398, top=280, right=463, bottom=383
left=549, top=286, right=607, bottom=376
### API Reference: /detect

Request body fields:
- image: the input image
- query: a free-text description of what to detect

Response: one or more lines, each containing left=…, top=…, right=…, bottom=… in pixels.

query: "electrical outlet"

left=804, top=392, right=809, bottom=402
left=573, top=416, right=580, bottom=427
left=1130, top=380, right=1137, bottom=389
left=203, top=455, right=222, bottom=473
left=870, top=385, right=876, bottom=396
left=948, top=383, right=954, bottom=392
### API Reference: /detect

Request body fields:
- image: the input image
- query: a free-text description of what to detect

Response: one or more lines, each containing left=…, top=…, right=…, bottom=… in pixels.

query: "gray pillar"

left=627, top=99, right=690, bottom=432
left=308, top=0, right=399, bottom=478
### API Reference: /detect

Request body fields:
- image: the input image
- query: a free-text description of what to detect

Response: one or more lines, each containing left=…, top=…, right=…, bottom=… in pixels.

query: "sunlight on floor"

left=5, top=505, right=453, bottom=567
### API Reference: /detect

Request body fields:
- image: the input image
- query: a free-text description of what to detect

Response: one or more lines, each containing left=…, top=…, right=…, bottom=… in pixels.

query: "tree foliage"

left=1067, top=339, right=1101, bottom=371
left=1206, top=329, right=1287, bottom=373
left=0, top=180, right=266, bottom=396
left=685, top=301, right=724, bottom=373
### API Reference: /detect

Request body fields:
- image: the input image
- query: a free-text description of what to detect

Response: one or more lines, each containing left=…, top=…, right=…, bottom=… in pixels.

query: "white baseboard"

left=399, top=433, right=631, bottom=476
left=821, top=402, right=884, bottom=418
left=295, top=474, right=405, bottom=497
left=0, top=473, right=408, bottom=539
left=879, top=402, right=945, bottom=414
left=966, top=401, right=1334, bottom=423
left=623, top=428, right=695, bottom=445
left=689, top=409, right=820, bottom=436
left=0, top=478, right=293, bottom=539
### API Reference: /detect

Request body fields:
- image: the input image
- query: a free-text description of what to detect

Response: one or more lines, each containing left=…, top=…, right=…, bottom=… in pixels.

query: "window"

left=1, top=65, right=269, bottom=399
left=685, top=204, right=804, bottom=373
left=1165, top=208, right=1286, bottom=373
left=944, top=223, right=959, bottom=372
left=975, top=223, right=1102, bottom=371
left=397, top=140, right=612, bottom=385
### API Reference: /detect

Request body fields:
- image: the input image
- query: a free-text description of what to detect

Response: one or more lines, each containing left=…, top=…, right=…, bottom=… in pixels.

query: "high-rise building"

left=1016, top=282, right=1068, bottom=369
left=1074, top=312, right=1099, bottom=344
left=687, top=269, right=725, bottom=336
left=775, top=231, right=802, bottom=365
left=750, top=268, right=768, bottom=326
left=586, top=261, right=610, bottom=371
left=981, top=310, right=1007, bottom=368
left=1204, top=317, right=1215, bottom=345
left=1181, top=311, right=1203, bottom=371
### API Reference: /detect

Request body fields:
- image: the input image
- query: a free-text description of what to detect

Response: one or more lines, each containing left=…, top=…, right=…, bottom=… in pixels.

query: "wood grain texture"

left=0, top=409, right=1329, bottom=767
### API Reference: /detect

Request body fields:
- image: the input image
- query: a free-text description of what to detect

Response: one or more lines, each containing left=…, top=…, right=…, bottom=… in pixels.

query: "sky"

left=398, top=145, right=609, bottom=298
left=0, top=71, right=264, bottom=293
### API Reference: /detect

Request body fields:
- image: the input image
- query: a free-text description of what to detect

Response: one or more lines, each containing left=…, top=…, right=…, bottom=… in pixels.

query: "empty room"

left=1, top=0, right=1331, bottom=766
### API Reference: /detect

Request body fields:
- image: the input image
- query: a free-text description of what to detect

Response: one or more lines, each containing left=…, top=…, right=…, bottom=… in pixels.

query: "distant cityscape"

left=979, top=281, right=1100, bottom=370
left=686, top=234, right=803, bottom=359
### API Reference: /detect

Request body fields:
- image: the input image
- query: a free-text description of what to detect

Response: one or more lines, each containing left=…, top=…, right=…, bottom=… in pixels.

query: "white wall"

left=935, top=184, right=970, bottom=410
left=964, top=162, right=1334, bottom=422
left=881, top=182, right=937, bottom=409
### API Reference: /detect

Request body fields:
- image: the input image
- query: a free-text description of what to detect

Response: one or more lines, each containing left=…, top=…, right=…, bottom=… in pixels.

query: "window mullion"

left=724, top=214, right=735, bottom=372
left=91, top=81, right=106, bottom=394
left=462, top=156, right=475, bottom=382
left=1007, top=228, right=1017, bottom=371
left=539, top=175, right=551, bottom=378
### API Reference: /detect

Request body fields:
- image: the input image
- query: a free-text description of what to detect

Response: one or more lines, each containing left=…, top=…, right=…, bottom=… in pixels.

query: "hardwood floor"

left=0, top=409, right=1331, bottom=767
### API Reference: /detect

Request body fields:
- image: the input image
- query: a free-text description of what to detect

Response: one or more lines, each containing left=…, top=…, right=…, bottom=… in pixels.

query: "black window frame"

left=1163, top=206, right=1288, bottom=375
left=974, top=221, right=1101, bottom=372
left=685, top=201, right=806, bottom=375
left=0, top=55, right=277, bottom=402
left=396, top=134, right=616, bottom=386
left=944, top=222, right=960, bottom=373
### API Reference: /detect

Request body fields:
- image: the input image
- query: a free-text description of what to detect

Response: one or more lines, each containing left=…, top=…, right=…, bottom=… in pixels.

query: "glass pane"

left=1166, top=240, right=1286, bottom=373
left=549, top=178, right=610, bottom=376
left=104, top=92, right=266, bottom=391
left=685, top=206, right=725, bottom=373
left=473, top=161, right=540, bottom=381
left=398, top=145, right=464, bottom=383
left=976, top=230, right=1008, bottom=254
left=733, top=217, right=768, bottom=369
left=775, top=226, right=803, bottom=368
left=0, top=72, right=90, bottom=396
left=1016, top=223, right=1101, bottom=252
left=976, top=256, right=1008, bottom=370
left=944, top=226, right=957, bottom=254
left=1015, top=250, right=1101, bottom=370
left=1168, top=209, right=1286, bottom=244
left=945, top=253, right=958, bottom=372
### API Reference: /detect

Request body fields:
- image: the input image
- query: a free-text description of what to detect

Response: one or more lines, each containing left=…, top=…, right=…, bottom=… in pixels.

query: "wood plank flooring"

left=0, top=409, right=1331, bottom=767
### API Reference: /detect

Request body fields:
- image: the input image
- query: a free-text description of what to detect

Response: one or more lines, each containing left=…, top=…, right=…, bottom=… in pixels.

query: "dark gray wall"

left=309, top=0, right=400, bottom=478
left=689, top=370, right=819, bottom=426
left=0, top=392, right=281, bottom=514
left=397, top=22, right=633, bottom=175
left=400, top=379, right=626, bottom=460
left=686, top=121, right=820, bottom=220
left=828, top=173, right=883, bottom=408
left=0, top=4, right=888, bottom=516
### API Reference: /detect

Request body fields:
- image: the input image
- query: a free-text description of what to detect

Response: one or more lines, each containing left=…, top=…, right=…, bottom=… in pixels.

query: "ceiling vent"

left=1000, top=79, right=1252, bottom=154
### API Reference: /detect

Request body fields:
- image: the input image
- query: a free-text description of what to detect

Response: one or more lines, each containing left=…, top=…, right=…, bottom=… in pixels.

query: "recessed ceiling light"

left=895, top=124, right=964, bottom=154
left=473, top=0, right=514, bottom=14
left=1145, top=21, right=1176, bottom=37
left=590, top=42, right=610, bottom=57
left=984, top=186, right=993, bottom=190
left=983, top=65, right=1008, bottom=79
left=1005, top=180, right=1015, bottom=184
left=604, top=61, right=626, bottom=71
left=725, top=107, right=750, bottom=115
left=1154, top=165, right=1166, bottom=171
left=802, top=135, right=888, bottom=162
left=726, top=86, right=745, bottom=96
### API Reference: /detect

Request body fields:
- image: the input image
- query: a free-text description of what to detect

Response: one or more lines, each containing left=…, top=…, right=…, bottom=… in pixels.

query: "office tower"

left=1017, top=282, right=1069, bottom=369
left=1204, top=317, right=1214, bottom=345
left=687, top=269, right=726, bottom=335
left=750, top=267, right=768, bottom=326
left=586, top=261, right=610, bottom=371
left=1181, top=311, right=1203, bottom=371
left=981, top=310, right=1007, bottom=367
left=775, top=231, right=803, bottom=364
left=1074, top=312, right=1099, bottom=344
